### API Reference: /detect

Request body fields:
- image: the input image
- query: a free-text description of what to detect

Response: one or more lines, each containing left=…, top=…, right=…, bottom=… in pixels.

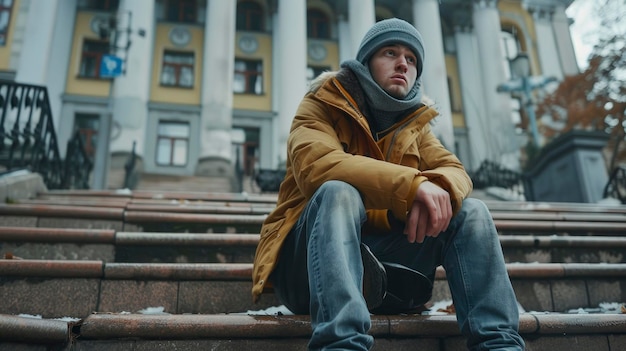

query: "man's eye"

left=407, top=57, right=416, bottom=64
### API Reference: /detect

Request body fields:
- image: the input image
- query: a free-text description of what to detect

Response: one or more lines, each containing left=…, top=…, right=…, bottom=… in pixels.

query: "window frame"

left=0, top=0, right=14, bottom=47
left=155, top=121, right=190, bottom=167
left=236, top=1, right=264, bottom=31
left=166, top=0, right=197, bottom=24
left=78, top=0, right=119, bottom=12
left=307, top=9, right=330, bottom=39
left=160, top=50, right=195, bottom=88
left=78, top=39, right=111, bottom=79
left=74, top=113, right=101, bottom=159
left=233, top=58, right=263, bottom=95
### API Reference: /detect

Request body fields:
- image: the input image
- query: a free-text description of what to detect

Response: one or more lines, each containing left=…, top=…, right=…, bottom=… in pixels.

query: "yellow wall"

left=150, top=24, right=203, bottom=105
left=499, top=0, right=541, bottom=75
left=446, top=54, right=465, bottom=128
left=233, top=32, right=273, bottom=111
left=65, top=12, right=111, bottom=97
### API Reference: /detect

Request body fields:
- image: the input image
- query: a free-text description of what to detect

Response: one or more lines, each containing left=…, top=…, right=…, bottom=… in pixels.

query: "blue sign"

left=100, top=54, right=123, bottom=78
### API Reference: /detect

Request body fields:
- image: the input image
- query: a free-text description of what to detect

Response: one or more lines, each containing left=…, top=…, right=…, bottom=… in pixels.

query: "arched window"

left=237, top=1, right=264, bottom=31
left=307, top=9, right=329, bottom=39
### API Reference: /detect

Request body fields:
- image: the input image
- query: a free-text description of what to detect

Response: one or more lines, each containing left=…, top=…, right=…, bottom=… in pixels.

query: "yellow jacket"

left=252, top=69, right=472, bottom=303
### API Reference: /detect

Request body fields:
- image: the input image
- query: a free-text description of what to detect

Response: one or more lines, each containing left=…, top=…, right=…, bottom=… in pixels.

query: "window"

left=307, top=9, right=329, bottom=39
left=79, top=40, right=110, bottom=78
left=161, top=51, right=195, bottom=88
left=78, top=0, right=119, bottom=11
left=167, top=0, right=197, bottom=23
left=500, top=29, right=521, bottom=80
left=307, top=66, right=330, bottom=86
left=234, top=59, right=263, bottom=94
left=0, top=0, right=13, bottom=46
left=74, top=113, right=100, bottom=158
left=234, top=126, right=260, bottom=176
left=237, top=1, right=263, bottom=31
left=156, top=121, right=190, bottom=167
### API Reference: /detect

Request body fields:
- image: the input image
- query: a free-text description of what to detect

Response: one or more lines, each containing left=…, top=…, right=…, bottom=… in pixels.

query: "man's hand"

left=404, top=181, right=452, bottom=243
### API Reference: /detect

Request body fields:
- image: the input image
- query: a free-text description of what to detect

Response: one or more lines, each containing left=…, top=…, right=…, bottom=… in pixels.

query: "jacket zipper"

left=385, top=109, right=428, bottom=161
left=328, top=78, right=433, bottom=161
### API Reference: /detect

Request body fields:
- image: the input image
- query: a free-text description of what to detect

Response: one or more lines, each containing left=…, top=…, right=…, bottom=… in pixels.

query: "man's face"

left=368, top=44, right=419, bottom=99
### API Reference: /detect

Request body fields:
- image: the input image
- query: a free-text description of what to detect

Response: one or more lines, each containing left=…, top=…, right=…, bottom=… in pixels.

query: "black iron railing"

left=469, top=160, right=525, bottom=197
left=603, top=166, right=626, bottom=204
left=0, top=81, right=92, bottom=189
left=255, top=168, right=285, bottom=192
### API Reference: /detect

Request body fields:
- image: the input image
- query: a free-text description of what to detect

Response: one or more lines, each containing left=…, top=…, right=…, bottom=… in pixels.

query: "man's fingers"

left=404, top=205, right=419, bottom=243
left=416, top=208, right=429, bottom=243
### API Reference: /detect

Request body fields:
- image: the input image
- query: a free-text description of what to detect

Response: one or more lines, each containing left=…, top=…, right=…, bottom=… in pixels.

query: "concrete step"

left=3, top=227, right=626, bottom=264
left=1, top=258, right=625, bottom=318
left=133, top=174, right=235, bottom=193
left=2, top=312, right=625, bottom=351
left=40, top=188, right=278, bottom=204
left=3, top=202, right=626, bottom=236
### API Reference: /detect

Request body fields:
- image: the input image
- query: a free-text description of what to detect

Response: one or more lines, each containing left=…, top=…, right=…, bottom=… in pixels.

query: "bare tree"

left=537, top=0, right=626, bottom=171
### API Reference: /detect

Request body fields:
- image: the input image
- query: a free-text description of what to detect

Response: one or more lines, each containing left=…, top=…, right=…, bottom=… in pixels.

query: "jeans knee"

left=459, top=198, right=490, bottom=219
left=453, top=198, right=498, bottom=242
left=316, top=181, right=364, bottom=212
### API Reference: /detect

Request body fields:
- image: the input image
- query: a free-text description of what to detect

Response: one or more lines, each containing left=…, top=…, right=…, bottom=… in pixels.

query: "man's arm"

left=404, top=181, right=452, bottom=243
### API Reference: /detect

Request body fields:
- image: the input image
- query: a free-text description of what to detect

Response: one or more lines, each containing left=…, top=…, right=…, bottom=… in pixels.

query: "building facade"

left=0, top=0, right=578, bottom=189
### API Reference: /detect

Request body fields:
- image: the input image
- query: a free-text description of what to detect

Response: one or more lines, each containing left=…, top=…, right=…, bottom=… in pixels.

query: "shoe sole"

left=360, top=243, right=387, bottom=311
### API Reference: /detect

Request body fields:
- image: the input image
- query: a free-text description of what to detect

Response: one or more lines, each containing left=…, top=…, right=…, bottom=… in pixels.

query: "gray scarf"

left=341, top=59, right=422, bottom=132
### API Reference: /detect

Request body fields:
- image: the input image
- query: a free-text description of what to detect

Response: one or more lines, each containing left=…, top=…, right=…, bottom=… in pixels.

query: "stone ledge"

left=2, top=313, right=625, bottom=345
left=0, top=171, right=47, bottom=203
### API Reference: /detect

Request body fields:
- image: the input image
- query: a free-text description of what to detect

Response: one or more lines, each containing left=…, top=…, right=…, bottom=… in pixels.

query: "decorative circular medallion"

left=238, top=35, right=259, bottom=54
left=308, top=43, right=327, bottom=61
left=169, top=27, right=191, bottom=47
left=90, top=15, right=110, bottom=35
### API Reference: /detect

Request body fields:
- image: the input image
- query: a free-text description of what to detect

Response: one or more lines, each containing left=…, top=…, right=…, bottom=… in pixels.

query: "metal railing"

left=469, top=160, right=525, bottom=197
left=0, top=81, right=92, bottom=189
left=254, top=168, right=285, bottom=192
left=603, top=166, right=626, bottom=204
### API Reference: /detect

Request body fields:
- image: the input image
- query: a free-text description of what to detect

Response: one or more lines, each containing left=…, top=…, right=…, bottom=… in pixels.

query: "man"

left=252, top=18, right=525, bottom=351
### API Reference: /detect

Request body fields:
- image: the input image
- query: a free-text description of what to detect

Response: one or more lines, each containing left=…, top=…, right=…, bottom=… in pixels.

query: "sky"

left=566, top=0, right=626, bottom=70
left=566, top=0, right=598, bottom=70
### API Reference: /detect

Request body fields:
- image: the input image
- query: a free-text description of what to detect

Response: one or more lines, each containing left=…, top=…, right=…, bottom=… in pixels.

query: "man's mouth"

left=391, top=75, right=407, bottom=84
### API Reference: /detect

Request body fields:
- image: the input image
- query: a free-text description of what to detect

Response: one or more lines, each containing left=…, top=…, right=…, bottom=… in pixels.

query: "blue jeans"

left=271, top=181, right=525, bottom=351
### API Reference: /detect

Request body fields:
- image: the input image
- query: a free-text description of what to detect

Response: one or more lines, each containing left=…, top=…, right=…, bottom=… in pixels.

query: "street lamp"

left=497, top=53, right=557, bottom=148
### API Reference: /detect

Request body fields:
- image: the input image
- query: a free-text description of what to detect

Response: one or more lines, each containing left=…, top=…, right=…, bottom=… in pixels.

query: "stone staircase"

left=1, top=187, right=626, bottom=350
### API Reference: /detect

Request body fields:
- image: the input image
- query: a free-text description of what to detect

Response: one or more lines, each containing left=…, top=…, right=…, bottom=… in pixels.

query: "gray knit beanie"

left=356, top=18, right=424, bottom=75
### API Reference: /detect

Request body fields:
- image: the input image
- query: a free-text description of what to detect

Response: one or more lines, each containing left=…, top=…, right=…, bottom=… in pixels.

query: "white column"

left=472, top=0, right=519, bottom=169
left=337, top=14, right=352, bottom=63
left=198, top=0, right=237, bottom=170
left=412, top=0, right=455, bottom=151
left=454, top=26, right=491, bottom=171
left=15, top=0, right=76, bottom=129
left=348, top=0, right=375, bottom=58
left=110, top=0, right=155, bottom=155
left=275, top=0, right=307, bottom=167
left=529, top=5, right=563, bottom=80
left=271, top=8, right=281, bottom=167
left=552, top=4, right=579, bottom=76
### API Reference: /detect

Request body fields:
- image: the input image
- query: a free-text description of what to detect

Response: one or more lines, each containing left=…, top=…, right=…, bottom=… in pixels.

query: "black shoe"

left=371, top=262, right=433, bottom=314
left=360, top=243, right=387, bottom=311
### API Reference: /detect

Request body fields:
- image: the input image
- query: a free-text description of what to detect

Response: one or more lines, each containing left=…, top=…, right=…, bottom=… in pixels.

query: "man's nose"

left=396, top=57, right=408, bottom=72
